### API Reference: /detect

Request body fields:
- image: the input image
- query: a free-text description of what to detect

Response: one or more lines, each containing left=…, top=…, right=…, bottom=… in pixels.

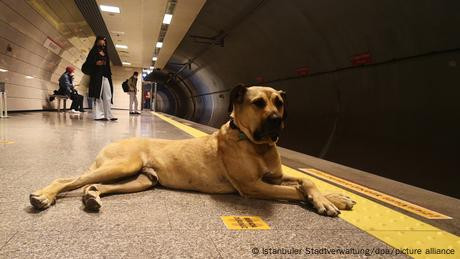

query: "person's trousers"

left=94, top=77, right=113, bottom=119
left=70, top=93, right=83, bottom=111
left=128, top=92, right=138, bottom=112
left=87, top=97, right=93, bottom=109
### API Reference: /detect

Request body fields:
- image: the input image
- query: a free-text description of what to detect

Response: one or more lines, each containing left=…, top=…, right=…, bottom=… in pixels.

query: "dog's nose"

left=267, top=114, right=282, bottom=128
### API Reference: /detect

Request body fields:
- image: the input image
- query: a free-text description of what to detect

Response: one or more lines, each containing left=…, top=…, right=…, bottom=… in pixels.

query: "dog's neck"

left=229, top=118, right=247, bottom=141
left=226, top=119, right=275, bottom=154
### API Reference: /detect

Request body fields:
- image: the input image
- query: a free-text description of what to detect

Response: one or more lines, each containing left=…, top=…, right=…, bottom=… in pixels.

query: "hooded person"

left=58, top=66, right=84, bottom=113
left=82, top=36, right=117, bottom=121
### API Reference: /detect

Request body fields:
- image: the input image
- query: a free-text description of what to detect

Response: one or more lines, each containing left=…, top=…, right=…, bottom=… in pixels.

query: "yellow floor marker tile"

left=221, top=216, right=270, bottom=230
left=153, top=112, right=460, bottom=258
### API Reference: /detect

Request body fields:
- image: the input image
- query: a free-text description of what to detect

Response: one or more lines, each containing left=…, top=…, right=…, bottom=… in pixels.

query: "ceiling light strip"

left=151, top=0, right=177, bottom=67
left=99, top=5, right=120, bottom=14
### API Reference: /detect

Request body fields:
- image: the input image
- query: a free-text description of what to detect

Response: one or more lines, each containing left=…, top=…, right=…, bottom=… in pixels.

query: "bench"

left=51, top=95, right=68, bottom=112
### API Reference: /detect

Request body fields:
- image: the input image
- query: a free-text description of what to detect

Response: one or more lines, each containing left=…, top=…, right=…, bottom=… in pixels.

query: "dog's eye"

left=275, top=98, right=283, bottom=108
left=252, top=99, right=266, bottom=108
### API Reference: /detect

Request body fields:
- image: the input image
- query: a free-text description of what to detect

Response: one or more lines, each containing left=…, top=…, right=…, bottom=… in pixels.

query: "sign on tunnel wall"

left=256, top=76, right=265, bottom=83
left=295, top=66, right=310, bottom=76
left=351, top=52, right=373, bottom=65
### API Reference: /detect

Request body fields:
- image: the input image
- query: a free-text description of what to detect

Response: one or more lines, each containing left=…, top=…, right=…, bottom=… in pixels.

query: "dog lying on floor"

left=30, top=85, right=355, bottom=216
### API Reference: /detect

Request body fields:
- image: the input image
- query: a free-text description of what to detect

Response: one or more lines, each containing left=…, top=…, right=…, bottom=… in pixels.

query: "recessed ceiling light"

left=25, top=76, right=34, bottom=79
left=152, top=57, right=157, bottom=61
left=163, top=14, right=173, bottom=24
left=0, top=68, right=8, bottom=72
left=115, top=44, right=128, bottom=49
left=156, top=42, right=163, bottom=48
left=149, top=66, right=154, bottom=70
left=100, top=5, right=120, bottom=13
left=122, top=62, right=131, bottom=66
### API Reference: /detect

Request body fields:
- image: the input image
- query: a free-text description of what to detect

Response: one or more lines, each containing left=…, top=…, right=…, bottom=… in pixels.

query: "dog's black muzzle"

left=254, top=114, right=283, bottom=141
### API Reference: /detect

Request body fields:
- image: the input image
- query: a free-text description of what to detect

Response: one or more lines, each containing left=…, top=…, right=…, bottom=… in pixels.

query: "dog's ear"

left=279, top=90, right=287, bottom=120
left=228, top=84, right=248, bottom=113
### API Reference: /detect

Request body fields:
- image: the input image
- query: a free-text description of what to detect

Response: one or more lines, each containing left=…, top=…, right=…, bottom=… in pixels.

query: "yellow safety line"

left=299, top=168, right=451, bottom=220
left=154, top=113, right=208, bottom=138
left=152, top=112, right=460, bottom=258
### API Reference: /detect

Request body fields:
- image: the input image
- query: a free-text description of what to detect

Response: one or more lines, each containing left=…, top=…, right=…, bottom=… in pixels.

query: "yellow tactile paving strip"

left=153, top=112, right=460, bottom=258
left=299, top=168, right=451, bottom=220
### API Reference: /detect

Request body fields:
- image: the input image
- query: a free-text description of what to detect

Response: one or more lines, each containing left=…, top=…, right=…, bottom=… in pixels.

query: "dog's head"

left=228, top=85, right=287, bottom=144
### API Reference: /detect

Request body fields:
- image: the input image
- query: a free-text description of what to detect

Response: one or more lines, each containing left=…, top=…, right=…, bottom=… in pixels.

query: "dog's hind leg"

left=30, top=158, right=143, bottom=210
left=82, top=167, right=158, bottom=211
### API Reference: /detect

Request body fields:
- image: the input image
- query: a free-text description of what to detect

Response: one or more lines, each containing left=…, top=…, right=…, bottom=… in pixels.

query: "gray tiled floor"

left=0, top=111, right=405, bottom=258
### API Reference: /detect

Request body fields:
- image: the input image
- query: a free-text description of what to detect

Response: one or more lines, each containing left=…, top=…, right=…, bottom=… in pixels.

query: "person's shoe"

left=129, top=112, right=134, bottom=115
left=135, top=112, right=141, bottom=115
left=95, top=118, right=108, bottom=121
left=110, top=118, right=118, bottom=121
left=79, top=109, right=85, bottom=113
left=70, top=109, right=80, bottom=114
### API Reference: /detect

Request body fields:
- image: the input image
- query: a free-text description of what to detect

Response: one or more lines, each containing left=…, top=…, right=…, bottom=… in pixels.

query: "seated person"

left=58, top=66, right=84, bottom=113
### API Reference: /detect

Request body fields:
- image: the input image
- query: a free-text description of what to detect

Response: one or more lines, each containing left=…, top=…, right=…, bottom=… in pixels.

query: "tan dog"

left=30, top=85, right=355, bottom=216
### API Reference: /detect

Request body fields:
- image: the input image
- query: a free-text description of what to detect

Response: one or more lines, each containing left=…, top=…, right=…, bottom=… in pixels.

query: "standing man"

left=82, top=36, right=117, bottom=121
left=58, top=66, right=84, bottom=113
left=127, top=72, right=140, bottom=114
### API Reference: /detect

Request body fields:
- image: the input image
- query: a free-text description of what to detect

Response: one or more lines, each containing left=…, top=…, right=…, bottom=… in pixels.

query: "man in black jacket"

left=58, top=66, right=84, bottom=113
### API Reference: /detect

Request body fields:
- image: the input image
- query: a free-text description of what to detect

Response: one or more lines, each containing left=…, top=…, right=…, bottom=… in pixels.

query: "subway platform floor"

left=0, top=110, right=458, bottom=258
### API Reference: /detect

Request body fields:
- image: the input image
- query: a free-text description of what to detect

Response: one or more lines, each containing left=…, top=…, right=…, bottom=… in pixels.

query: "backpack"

left=122, top=79, right=129, bottom=92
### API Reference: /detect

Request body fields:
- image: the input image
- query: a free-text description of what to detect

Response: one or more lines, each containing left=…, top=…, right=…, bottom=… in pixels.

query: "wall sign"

left=256, top=76, right=265, bottom=83
left=295, top=66, right=310, bottom=76
left=351, top=52, right=372, bottom=65
left=43, top=37, right=62, bottom=55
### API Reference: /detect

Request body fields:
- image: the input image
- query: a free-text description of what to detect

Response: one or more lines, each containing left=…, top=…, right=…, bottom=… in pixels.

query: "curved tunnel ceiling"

left=156, top=0, right=460, bottom=197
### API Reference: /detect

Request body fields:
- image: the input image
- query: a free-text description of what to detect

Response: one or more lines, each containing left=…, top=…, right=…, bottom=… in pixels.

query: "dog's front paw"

left=29, top=193, right=55, bottom=210
left=307, top=193, right=340, bottom=217
left=325, top=193, right=356, bottom=210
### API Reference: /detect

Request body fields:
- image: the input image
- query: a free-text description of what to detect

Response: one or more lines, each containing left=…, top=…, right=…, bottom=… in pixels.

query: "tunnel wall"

left=167, top=0, right=460, bottom=197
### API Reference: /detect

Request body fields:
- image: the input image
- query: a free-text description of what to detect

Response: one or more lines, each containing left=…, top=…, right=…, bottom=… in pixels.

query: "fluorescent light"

left=25, top=76, right=34, bottom=79
left=122, top=62, right=131, bottom=66
left=115, top=44, right=128, bottom=49
left=0, top=68, right=8, bottom=72
left=156, top=42, right=163, bottom=48
left=152, top=57, right=157, bottom=61
left=100, top=5, right=120, bottom=13
left=163, top=14, right=173, bottom=24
